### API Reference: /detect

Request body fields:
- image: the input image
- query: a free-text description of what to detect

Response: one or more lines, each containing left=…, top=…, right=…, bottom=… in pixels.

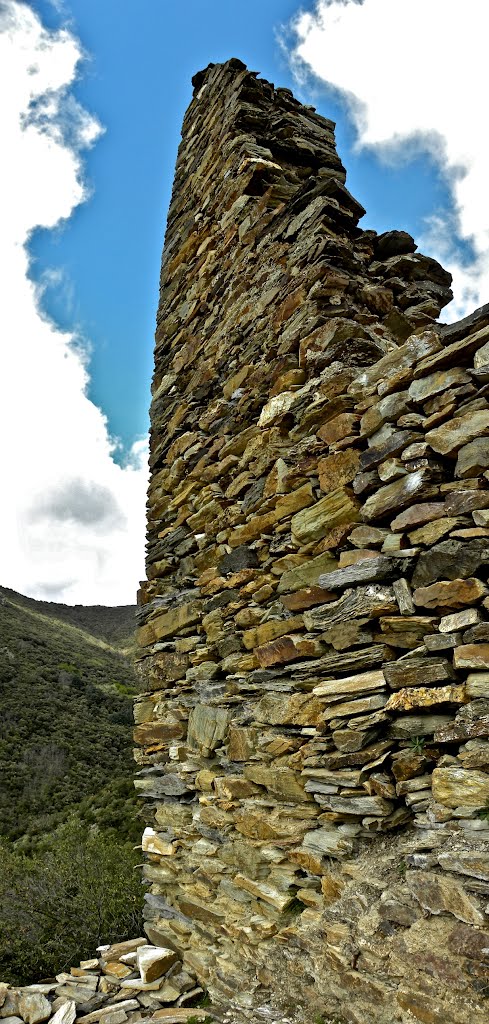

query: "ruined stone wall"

left=136, top=59, right=489, bottom=1024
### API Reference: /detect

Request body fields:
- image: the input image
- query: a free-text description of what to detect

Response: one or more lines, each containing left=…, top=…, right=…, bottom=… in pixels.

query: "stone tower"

left=136, top=59, right=489, bottom=1024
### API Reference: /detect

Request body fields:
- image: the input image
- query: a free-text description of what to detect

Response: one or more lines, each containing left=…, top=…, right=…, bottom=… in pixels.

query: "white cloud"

left=0, top=1, right=148, bottom=605
left=289, top=0, right=489, bottom=320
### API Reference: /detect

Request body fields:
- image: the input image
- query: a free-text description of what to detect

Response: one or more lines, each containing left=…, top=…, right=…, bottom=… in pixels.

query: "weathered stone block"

left=255, top=633, right=323, bottom=667
left=187, top=705, right=230, bottom=751
left=277, top=552, right=338, bottom=593
left=313, top=669, right=385, bottom=700
left=414, top=578, right=488, bottom=609
left=242, top=615, right=303, bottom=650
left=319, top=554, right=408, bottom=591
left=454, top=644, right=489, bottom=669
left=456, top=438, right=489, bottom=478
left=291, top=488, right=359, bottom=544
left=406, top=870, right=485, bottom=926
left=243, top=765, right=310, bottom=802
left=318, top=450, right=360, bottom=491
left=133, top=720, right=186, bottom=745
left=426, top=410, right=489, bottom=455
left=304, top=585, right=397, bottom=630
left=255, top=692, right=324, bottom=726
left=138, top=602, right=203, bottom=647
left=361, top=470, right=437, bottom=521
left=438, top=851, right=489, bottom=881
left=383, top=656, right=454, bottom=690
left=432, top=766, right=489, bottom=807
left=385, top=684, right=467, bottom=711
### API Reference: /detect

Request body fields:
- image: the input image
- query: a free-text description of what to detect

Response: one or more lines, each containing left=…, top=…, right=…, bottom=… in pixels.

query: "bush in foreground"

left=0, top=819, right=144, bottom=985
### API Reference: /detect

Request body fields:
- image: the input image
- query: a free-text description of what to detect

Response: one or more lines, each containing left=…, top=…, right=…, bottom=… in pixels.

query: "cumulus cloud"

left=289, top=0, right=489, bottom=320
left=0, top=1, right=148, bottom=605
left=28, top=479, right=126, bottom=531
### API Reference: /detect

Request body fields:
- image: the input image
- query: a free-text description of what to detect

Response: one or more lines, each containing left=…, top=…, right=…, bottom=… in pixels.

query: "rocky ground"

left=0, top=940, right=212, bottom=1024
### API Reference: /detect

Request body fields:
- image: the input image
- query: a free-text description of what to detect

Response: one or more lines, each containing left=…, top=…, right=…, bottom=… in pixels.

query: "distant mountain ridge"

left=0, top=585, right=137, bottom=650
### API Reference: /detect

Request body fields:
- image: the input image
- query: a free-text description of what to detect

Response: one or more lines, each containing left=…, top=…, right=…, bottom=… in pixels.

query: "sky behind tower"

left=0, top=0, right=486, bottom=604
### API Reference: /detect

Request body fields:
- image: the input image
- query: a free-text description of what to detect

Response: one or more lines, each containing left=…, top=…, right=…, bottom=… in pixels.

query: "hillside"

left=0, top=586, right=136, bottom=650
left=0, top=588, right=140, bottom=846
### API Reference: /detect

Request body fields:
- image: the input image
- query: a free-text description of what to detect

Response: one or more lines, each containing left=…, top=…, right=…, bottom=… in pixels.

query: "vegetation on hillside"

left=0, top=591, right=141, bottom=845
left=0, top=589, right=144, bottom=984
left=0, top=819, right=143, bottom=985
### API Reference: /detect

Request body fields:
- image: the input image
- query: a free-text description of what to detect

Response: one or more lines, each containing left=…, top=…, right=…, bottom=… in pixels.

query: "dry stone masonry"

left=0, top=940, right=211, bottom=1024
left=136, top=59, right=489, bottom=1024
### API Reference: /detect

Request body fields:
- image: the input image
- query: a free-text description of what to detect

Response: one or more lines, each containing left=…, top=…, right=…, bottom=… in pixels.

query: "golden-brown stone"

left=243, top=765, right=311, bottom=802
left=413, top=578, right=488, bottom=609
left=255, top=633, right=323, bottom=667
left=242, top=615, right=303, bottom=650
left=137, top=602, right=203, bottom=647
left=454, top=643, right=489, bottom=669
left=281, top=586, right=333, bottom=610
left=318, top=450, right=360, bottom=492
left=291, top=488, right=360, bottom=544
left=385, top=685, right=467, bottom=711
left=406, top=870, right=485, bottom=926
left=432, top=766, right=489, bottom=807
left=255, top=692, right=325, bottom=726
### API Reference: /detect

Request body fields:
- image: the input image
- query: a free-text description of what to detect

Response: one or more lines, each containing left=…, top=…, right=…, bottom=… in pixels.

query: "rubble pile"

left=0, top=940, right=212, bottom=1024
left=134, top=60, right=489, bottom=1024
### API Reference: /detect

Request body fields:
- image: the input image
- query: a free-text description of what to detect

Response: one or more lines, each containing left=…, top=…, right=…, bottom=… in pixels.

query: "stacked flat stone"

left=136, top=60, right=489, bottom=1024
left=0, top=941, right=210, bottom=1024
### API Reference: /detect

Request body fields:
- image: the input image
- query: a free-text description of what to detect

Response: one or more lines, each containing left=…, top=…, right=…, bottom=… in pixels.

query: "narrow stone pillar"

left=136, top=60, right=489, bottom=1024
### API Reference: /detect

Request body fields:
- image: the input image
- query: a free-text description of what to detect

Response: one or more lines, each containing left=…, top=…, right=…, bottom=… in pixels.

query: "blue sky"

left=30, top=0, right=450, bottom=454
left=1, top=0, right=486, bottom=603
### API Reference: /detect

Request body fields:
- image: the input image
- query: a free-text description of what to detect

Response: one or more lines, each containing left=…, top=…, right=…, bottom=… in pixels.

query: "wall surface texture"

left=136, top=60, right=489, bottom=1024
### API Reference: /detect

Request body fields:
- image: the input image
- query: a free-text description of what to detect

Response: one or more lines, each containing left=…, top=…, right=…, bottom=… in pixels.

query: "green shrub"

left=0, top=819, right=143, bottom=984
left=476, top=800, right=489, bottom=821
